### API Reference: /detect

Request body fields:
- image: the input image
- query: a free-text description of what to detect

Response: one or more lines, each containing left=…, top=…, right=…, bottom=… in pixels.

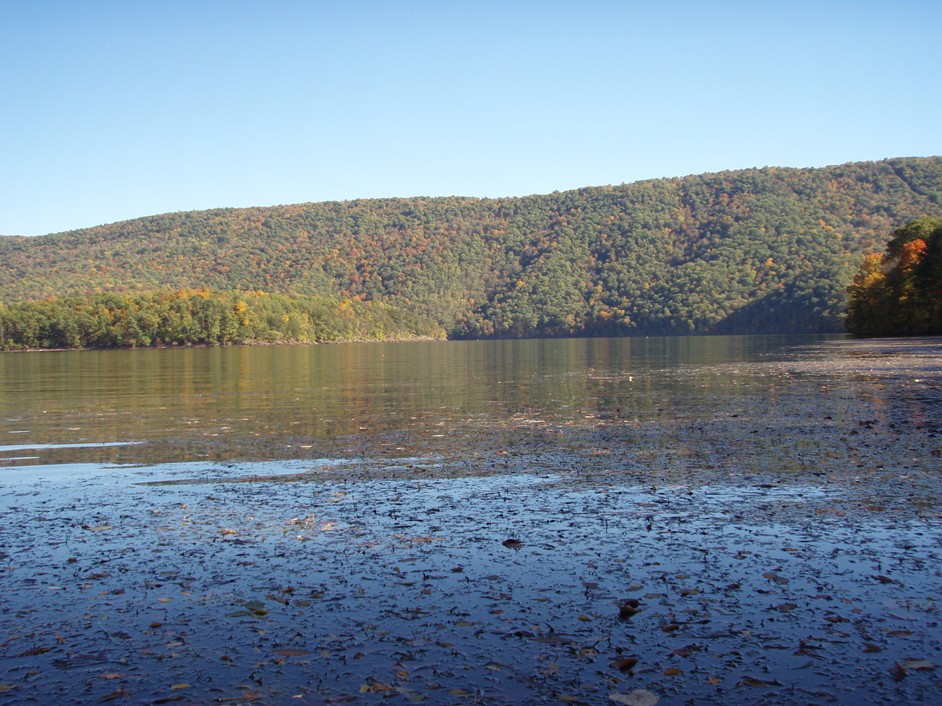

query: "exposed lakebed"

left=2, top=336, right=941, bottom=704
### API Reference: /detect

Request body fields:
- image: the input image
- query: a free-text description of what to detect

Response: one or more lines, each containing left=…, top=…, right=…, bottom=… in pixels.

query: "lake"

left=2, top=335, right=941, bottom=704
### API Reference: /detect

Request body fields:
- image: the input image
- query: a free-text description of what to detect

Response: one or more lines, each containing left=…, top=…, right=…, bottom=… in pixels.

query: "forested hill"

left=2, top=157, right=941, bottom=338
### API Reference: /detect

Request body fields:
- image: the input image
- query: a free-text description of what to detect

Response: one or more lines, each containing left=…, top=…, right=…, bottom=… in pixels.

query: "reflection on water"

left=1, top=334, right=938, bottom=469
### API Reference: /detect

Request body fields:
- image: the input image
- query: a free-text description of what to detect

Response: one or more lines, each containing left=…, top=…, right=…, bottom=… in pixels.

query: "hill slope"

left=2, top=157, right=941, bottom=337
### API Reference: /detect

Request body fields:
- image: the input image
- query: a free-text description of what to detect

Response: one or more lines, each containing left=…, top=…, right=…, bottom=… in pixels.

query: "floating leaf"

left=395, top=686, right=426, bottom=703
left=898, top=659, right=935, bottom=671
left=609, top=689, right=659, bottom=705
left=502, top=538, right=523, bottom=549
left=610, top=657, right=638, bottom=673
left=360, top=681, right=394, bottom=694
left=736, top=676, right=782, bottom=688
left=100, top=688, right=130, bottom=702
left=762, top=572, right=789, bottom=585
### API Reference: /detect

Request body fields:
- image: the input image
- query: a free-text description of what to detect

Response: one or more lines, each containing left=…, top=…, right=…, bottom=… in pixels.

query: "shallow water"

left=2, top=335, right=942, bottom=704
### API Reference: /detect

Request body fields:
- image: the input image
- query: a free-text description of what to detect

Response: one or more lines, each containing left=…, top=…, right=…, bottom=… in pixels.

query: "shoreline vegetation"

left=2, top=158, right=942, bottom=344
left=0, top=289, right=445, bottom=351
left=846, top=218, right=942, bottom=337
left=3, top=215, right=942, bottom=350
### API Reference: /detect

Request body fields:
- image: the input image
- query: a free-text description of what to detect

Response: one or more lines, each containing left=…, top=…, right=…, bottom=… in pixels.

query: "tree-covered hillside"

left=2, top=157, right=941, bottom=338
left=847, top=218, right=942, bottom=336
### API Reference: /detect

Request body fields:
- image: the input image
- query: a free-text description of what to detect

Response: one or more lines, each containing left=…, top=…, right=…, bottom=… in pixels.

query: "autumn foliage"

left=846, top=218, right=942, bottom=336
left=2, top=158, right=942, bottom=341
left=0, top=290, right=443, bottom=350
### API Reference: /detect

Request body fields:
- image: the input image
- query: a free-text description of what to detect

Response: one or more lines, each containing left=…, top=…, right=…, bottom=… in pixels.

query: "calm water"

left=1, top=334, right=846, bottom=469
left=3, top=335, right=942, bottom=704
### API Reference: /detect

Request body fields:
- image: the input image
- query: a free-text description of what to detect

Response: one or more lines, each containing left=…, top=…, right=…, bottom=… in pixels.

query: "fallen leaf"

left=898, top=659, right=935, bottom=671
left=170, top=682, right=190, bottom=690
left=762, top=572, right=789, bottom=585
left=737, top=676, right=782, bottom=688
left=609, top=689, right=659, bottom=705
left=610, top=657, right=638, bottom=672
left=359, top=681, right=394, bottom=694
left=100, top=688, right=130, bottom=702
left=395, top=686, right=426, bottom=703
left=100, top=673, right=123, bottom=680
left=243, top=600, right=267, bottom=616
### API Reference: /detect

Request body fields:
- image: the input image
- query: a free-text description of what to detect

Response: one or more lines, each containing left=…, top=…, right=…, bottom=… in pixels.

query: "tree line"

left=0, top=290, right=443, bottom=350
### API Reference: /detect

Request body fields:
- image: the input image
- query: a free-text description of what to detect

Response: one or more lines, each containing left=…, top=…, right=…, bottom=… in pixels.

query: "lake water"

left=2, top=335, right=942, bottom=704
left=0, top=334, right=883, bottom=467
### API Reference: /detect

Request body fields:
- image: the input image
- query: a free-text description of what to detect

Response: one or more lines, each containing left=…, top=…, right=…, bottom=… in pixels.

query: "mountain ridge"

left=3, top=156, right=942, bottom=338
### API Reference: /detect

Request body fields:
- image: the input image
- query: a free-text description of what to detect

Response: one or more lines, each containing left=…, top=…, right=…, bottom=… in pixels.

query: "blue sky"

left=1, top=0, right=939, bottom=236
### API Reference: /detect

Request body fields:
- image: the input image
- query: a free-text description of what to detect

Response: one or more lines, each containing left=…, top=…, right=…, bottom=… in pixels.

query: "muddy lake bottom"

left=2, top=337, right=942, bottom=704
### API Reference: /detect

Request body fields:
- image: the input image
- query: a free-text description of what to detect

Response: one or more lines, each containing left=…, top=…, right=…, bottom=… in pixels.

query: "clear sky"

left=1, top=0, right=939, bottom=236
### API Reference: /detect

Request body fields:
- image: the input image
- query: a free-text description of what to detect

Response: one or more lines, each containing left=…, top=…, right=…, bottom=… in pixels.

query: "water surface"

left=2, top=335, right=941, bottom=705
